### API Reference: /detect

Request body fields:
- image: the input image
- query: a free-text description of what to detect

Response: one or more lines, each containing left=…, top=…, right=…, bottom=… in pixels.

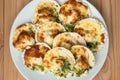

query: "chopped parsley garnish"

left=31, top=66, right=36, bottom=71
left=55, top=16, right=61, bottom=23
left=87, top=41, right=98, bottom=50
left=65, top=24, right=75, bottom=32
left=81, top=15, right=86, bottom=19
left=28, top=28, right=33, bottom=33
left=61, top=59, right=71, bottom=71
left=55, top=70, right=64, bottom=76
left=43, top=7, right=57, bottom=17
left=39, top=65, right=44, bottom=71
left=31, top=65, right=44, bottom=71
left=72, top=73, right=74, bottom=76
left=76, top=69, right=85, bottom=76
left=73, top=68, right=86, bottom=76
left=51, top=8, right=57, bottom=15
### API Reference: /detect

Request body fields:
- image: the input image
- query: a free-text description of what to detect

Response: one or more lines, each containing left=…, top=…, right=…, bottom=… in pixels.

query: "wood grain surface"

left=0, top=0, right=120, bottom=80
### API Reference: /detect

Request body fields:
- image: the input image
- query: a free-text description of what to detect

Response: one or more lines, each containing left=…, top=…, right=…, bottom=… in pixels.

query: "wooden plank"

left=4, top=0, right=30, bottom=80
left=4, top=0, right=20, bottom=79
left=0, top=0, right=4, bottom=79
left=91, top=0, right=120, bottom=80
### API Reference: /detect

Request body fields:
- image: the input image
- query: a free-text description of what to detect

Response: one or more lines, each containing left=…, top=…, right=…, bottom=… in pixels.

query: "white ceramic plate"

left=9, top=0, right=109, bottom=80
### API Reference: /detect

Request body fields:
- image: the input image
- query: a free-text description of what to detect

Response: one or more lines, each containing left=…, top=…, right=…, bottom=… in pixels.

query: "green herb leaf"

left=55, top=70, right=63, bottom=76
left=51, top=8, right=57, bottom=15
left=61, top=59, right=71, bottom=71
left=39, top=65, right=44, bottom=71
left=87, top=41, right=98, bottom=49
left=43, top=7, right=57, bottom=16
left=31, top=66, right=36, bottom=71
left=55, top=58, right=71, bottom=77
left=81, top=15, right=86, bottom=19
left=55, top=16, right=61, bottom=23
left=76, top=69, right=85, bottom=76
left=50, top=8, right=58, bottom=17
left=72, top=73, right=74, bottom=76
left=28, top=28, right=33, bottom=33
left=65, top=24, right=75, bottom=32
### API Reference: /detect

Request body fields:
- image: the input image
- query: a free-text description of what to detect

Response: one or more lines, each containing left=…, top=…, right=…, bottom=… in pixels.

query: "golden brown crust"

left=59, top=0, right=90, bottom=24
left=71, top=45, right=95, bottom=70
left=74, top=18, right=104, bottom=44
left=13, top=30, right=34, bottom=50
left=43, top=47, right=75, bottom=70
left=101, top=33, right=105, bottom=43
left=36, top=22, right=65, bottom=46
left=74, top=27, right=85, bottom=36
left=24, top=44, right=50, bottom=67
left=37, top=29, right=59, bottom=42
left=53, top=32, right=86, bottom=49
left=37, top=31, right=45, bottom=42
left=34, top=1, right=60, bottom=25
left=13, top=23, right=35, bottom=51
left=80, top=56, right=90, bottom=70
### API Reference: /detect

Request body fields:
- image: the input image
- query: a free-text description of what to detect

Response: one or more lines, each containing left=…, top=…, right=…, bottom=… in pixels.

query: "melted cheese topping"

left=74, top=18, right=104, bottom=44
left=53, top=32, right=86, bottom=49
left=59, top=0, right=90, bottom=24
left=43, top=47, right=75, bottom=75
left=13, top=23, right=35, bottom=51
left=33, top=0, right=60, bottom=25
left=71, top=45, right=95, bottom=70
left=24, top=43, right=50, bottom=68
left=36, top=22, right=66, bottom=46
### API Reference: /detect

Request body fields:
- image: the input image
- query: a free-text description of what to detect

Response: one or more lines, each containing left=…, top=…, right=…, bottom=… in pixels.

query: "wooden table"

left=0, top=0, right=120, bottom=80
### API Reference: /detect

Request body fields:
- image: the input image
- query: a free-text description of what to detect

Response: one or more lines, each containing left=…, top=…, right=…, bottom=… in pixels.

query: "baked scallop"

left=13, top=23, right=36, bottom=51
left=24, top=43, right=50, bottom=71
left=33, top=0, right=60, bottom=25
left=36, top=22, right=66, bottom=46
left=71, top=45, right=95, bottom=76
left=43, top=47, right=75, bottom=77
left=53, top=32, right=86, bottom=49
left=59, top=0, right=90, bottom=25
left=74, top=18, right=105, bottom=51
